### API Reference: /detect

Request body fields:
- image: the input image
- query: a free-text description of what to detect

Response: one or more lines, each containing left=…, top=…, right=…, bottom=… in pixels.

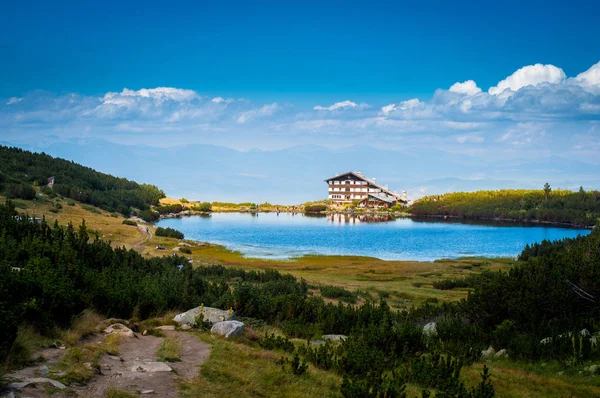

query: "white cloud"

left=572, top=61, right=600, bottom=92
left=314, top=100, right=358, bottom=111
left=381, top=104, right=397, bottom=115
left=489, top=64, right=566, bottom=95
left=449, top=80, right=482, bottom=96
left=398, top=98, right=421, bottom=110
left=498, top=122, right=547, bottom=145
left=115, top=87, right=198, bottom=102
left=6, top=97, right=23, bottom=105
left=212, top=97, right=225, bottom=103
left=237, top=103, right=280, bottom=124
left=381, top=98, right=422, bottom=116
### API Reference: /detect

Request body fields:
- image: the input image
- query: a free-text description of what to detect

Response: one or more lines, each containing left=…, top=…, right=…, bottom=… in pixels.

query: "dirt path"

left=134, top=224, right=153, bottom=251
left=7, top=330, right=210, bottom=398
left=75, top=330, right=210, bottom=397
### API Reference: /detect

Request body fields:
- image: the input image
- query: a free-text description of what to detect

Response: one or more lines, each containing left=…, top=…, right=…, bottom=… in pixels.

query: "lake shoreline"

left=155, top=212, right=590, bottom=262
left=159, top=210, right=594, bottom=230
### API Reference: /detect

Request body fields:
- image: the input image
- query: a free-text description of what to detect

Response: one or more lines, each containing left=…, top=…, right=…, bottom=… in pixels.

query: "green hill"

left=410, top=188, right=600, bottom=227
left=0, top=146, right=164, bottom=216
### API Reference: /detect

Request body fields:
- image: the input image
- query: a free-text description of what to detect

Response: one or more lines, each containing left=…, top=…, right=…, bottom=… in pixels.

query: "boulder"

left=322, top=334, right=347, bottom=342
left=173, top=306, right=234, bottom=326
left=423, top=322, right=437, bottom=337
left=8, top=377, right=67, bottom=390
left=494, top=349, right=508, bottom=359
left=131, top=361, right=173, bottom=372
left=210, top=320, right=244, bottom=339
left=585, top=364, right=600, bottom=374
left=103, top=323, right=134, bottom=338
left=481, top=346, right=496, bottom=359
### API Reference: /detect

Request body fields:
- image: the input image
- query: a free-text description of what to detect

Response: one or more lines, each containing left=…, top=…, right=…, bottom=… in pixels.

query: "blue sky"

left=2, top=1, right=599, bottom=101
left=1, top=1, right=600, bottom=200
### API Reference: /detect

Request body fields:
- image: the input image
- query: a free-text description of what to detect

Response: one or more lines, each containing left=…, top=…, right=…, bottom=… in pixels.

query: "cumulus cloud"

left=6, top=97, right=23, bottom=105
left=488, top=64, right=566, bottom=95
left=449, top=80, right=482, bottom=96
left=572, top=61, right=600, bottom=93
left=2, top=60, right=599, bottom=164
left=381, top=99, right=422, bottom=116
left=314, top=100, right=358, bottom=111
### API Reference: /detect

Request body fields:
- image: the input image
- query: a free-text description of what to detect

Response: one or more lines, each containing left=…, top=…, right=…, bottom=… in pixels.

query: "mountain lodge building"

left=325, top=171, right=408, bottom=208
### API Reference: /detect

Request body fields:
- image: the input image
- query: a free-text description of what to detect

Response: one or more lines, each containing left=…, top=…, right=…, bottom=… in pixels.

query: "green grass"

left=180, top=333, right=341, bottom=398
left=2, top=326, right=51, bottom=371
left=106, top=389, right=138, bottom=398
left=157, top=336, right=182, bottom=362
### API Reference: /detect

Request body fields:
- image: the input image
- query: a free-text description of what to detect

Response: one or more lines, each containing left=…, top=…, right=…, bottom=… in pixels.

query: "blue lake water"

left=155, top=213, right=591, bottom=261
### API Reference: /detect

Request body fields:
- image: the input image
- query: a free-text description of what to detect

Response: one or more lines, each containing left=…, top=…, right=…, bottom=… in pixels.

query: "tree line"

left=410, top=186, right=600, bottom=227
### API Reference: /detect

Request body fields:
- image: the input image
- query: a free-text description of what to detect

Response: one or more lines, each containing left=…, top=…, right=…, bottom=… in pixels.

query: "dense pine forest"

left=1, top=198, right=599, bottom=396
left=0, top=146, right=164, bottom=216
left=410, top=188, right=600, bottom=227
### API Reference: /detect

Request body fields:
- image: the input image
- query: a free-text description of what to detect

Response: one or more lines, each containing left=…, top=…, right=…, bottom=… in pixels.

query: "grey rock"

left=585, top=364, right=600, bottom=374
left=173, top=306, right=235, bottom=326
left=131, top=361, right=173, bottom=372
left=322, top=334, right=347, bottom=342
left=210, top=320, right=244, bottom=339
left=8, top=377, right=67, bottom=390
left=103, top=323, right=134, bottom=338
left=481, top=346, right=496, bottom=359
left=141, top=390, right=155, bottom=394
left=494, top=349, right=508, bottom=358
left=108, top=355, right=123, bottom=361
left=423, top=322, right=437, bottom=337
left=2, top=392, right=15, bottom=398
left=156, top=325, right=175, bottom=331
left=180, top=324, right=192, bottom=330
left=38, top=365, right=50, bottom=375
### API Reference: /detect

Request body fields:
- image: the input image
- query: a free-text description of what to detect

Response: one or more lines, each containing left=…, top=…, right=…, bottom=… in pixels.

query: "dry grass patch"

left=2, top=326, right=50, bottom=371
left=63, top=309, right=104, bottom=346
left=463, top=360, right=600, bottom=398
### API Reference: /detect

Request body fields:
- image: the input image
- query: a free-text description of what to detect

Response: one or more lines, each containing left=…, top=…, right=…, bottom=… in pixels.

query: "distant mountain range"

left=3, top=139, right=599, bottom=204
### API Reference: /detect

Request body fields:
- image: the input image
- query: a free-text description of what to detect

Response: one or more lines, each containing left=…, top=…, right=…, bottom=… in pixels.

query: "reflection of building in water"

left=327, top=214, right=395, bottom=223
left=325, top=171, right=408, bottom=208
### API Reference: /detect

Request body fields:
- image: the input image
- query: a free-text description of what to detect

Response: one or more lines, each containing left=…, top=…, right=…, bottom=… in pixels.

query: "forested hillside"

left=0, top=146, right=164, bottom=216
left=410, top=188, right=600, bottom=227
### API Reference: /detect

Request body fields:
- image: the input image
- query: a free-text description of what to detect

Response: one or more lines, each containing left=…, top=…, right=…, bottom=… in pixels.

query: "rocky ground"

left=4, top=326, right=211, bottom=398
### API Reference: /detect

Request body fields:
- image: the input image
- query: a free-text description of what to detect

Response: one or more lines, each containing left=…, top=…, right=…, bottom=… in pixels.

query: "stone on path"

left=322, top=334, right=347, bottom=342
left=423, top=322, right=437, bottom=337
left=8, top=377, right=67, bottom=390
left=131, top=361, right=173, bottom=373
left=174, top=306, right=234, bottom=326
left=156, top=325, right=176, bottom=331
left=210, top=321, right=244, bottom=339
left=104, top=323, right=135, bottom=338
left=494, top=349, right=508, bottom=358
